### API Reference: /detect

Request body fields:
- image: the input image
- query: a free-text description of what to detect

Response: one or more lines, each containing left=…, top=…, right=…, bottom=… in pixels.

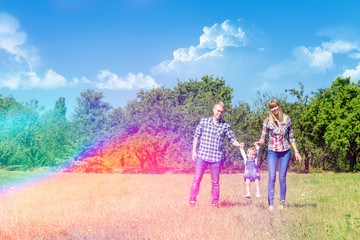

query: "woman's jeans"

left=267, top=149, right=291, bottom=206
left=190, top=158, right=221, bottom=204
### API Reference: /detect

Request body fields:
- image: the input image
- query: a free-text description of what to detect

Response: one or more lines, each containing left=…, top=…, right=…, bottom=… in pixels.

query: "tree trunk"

left=304, top=151, right=309, bottom=173
left=349, top=152, right=355, bottom=172
left=348, top=144, right=359, bottom=172
left=134, top=152, right=145, bottom=169
left=258, top=150, right=267, bottom=169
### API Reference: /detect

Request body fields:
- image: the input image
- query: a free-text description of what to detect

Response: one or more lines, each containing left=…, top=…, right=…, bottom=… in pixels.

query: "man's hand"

left=232, top=140, right=242, bottom=148
left=192, top=151, right=197, bottom=161
left=239, top=142, right=245, bottom=149
left=192, top=137, right=199, bottom=161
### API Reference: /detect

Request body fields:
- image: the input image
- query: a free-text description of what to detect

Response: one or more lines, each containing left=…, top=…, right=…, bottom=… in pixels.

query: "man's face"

left=213, top=105, right=224, bottom=121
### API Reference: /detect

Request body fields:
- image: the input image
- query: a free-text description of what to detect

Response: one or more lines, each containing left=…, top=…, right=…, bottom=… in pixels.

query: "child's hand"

left=239, top=142, right=245, bottom=149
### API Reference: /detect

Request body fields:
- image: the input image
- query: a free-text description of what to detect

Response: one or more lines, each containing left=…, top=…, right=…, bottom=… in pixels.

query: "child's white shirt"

left=240, top=145, right=259, bottom=165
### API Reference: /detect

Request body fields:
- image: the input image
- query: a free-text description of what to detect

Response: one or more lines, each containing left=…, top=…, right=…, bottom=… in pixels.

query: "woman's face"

left=270, top=105, right=279, bottom=115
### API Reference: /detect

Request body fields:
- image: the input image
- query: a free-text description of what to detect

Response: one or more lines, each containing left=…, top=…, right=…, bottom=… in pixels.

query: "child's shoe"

left=255, top=192, right=261, bottom=198
left=244, top=192, right=251, bottom=198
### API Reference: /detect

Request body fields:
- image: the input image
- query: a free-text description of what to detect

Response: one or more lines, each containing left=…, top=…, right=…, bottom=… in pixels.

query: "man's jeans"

left=267, top=149, right=291, bottom=206
left=190, top=158, right=221, bottom=204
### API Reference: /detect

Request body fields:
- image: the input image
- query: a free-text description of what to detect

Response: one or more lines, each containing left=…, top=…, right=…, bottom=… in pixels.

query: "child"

left=240, top=143, right=261, bottom=198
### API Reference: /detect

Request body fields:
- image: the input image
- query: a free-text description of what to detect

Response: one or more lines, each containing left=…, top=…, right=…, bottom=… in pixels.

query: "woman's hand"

left=295, top=152, right=302, bottom=163
left=254, top=139, right=265, bottom=146
left=291, top=142, right=302, bottom=163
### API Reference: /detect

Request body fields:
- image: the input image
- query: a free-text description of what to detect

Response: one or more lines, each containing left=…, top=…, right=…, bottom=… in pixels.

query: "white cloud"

left=173, top=46, right=199, bottom=62
left=322, top=40, right=358, bottom=54
left=199, top=20, right=246, bottom=49
left=151, top=19, right=248, bottom=74
left=321, top=40, right=360, bottom=62
left=349, top=52, right=360, bottom=59
left=260, top=38, right=360, bottom=80
left=294, top=46, right=334, bottom=70
left=261, top=45, right=334, bottom=79
left=96, top=70, right=159, bottom=90
left=42, top=69, right=67, bottom=88
left=72, top=76, right=91, bottom=85
left=256, top=81, right=271, bottom=91
left=342, top=62, right=360, bottom=81
left=260, top=61, right=298, bottom=79
left=0, top=69, right=69, bottom=89
left=0, top=12, right=157, bottom=92
left=0, top=12, right=85, bottom=90
left=0, top=73, right=21, bottom=89
left=0, top=12, right=39, bottom=68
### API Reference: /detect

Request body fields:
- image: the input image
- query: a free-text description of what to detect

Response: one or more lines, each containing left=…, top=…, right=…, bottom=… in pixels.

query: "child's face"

left=247, top=149, right=256, bottom=159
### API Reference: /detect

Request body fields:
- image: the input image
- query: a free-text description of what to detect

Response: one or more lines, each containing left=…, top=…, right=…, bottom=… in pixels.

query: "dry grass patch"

left=0, top=172, right=359, bottom=239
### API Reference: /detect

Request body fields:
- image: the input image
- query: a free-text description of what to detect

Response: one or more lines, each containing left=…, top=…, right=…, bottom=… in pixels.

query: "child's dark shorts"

left=244, top=161, right=260, bottom=182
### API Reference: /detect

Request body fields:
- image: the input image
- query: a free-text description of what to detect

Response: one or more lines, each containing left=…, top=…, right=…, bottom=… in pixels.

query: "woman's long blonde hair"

left=268, top=99, right=286, bottom=126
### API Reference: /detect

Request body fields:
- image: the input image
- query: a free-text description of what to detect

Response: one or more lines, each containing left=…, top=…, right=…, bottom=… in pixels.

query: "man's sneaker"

left=189, top=200, right=196, bottom=206
left=244, top=192, right=251, bottom=198
left=278, top=205, right=284, bottom=210
left=268, top=205, right=274, bottom=211
left=255, top=192, right=261, bottom=198
left=211, top=203, right=219, bottom=208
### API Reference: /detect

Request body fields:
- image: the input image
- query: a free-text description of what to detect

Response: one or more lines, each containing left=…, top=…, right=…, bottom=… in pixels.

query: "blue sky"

left=1, top=0, right=360, bottom=115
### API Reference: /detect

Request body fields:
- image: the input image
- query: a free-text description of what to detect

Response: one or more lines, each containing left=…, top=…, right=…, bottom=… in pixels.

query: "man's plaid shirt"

left=194, top=117, right=237, bottom=162
left=260, top=114, right=296, bottom=152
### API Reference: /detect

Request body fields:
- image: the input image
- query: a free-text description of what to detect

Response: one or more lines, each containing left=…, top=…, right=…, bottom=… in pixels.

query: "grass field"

left=0, top=171, right=359, bottom=239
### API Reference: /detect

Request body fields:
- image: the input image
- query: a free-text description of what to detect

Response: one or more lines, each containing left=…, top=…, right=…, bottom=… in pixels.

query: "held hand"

left=239, top=142, right=245, bottom=149
left=254, top=139, right=264, bottom=145
left=295, top=152, right=302, bottom=164
left=192, top=151, right=197, bottom=161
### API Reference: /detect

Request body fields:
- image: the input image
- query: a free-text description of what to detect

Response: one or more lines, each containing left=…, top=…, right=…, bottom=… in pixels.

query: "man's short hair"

left=214, top=101, right=225, bottom=109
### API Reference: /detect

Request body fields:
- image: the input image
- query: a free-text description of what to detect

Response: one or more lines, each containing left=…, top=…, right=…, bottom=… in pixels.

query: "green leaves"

left=72, top=89, right=112, bottom=146
left=0, top=76, right=359, bottom=173
left=303, top=77, right=360, bottom=172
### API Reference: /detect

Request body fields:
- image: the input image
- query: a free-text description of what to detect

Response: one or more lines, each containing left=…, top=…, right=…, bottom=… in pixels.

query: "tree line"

left=0, top=76, right=359, bottom=173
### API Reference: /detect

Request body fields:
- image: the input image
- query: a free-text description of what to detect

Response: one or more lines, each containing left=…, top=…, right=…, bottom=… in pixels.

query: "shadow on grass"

left=286, top=203, right=317, bottom=208
left=219, top=200, right=253, bottom=208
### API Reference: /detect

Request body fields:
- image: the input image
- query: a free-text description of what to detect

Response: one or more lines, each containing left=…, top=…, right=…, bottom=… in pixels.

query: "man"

left=189, top=102, right=242, bottom=207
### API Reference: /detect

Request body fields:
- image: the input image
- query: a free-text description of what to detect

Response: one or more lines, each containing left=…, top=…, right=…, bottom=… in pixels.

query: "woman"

left=255, top=99, right=302, bottom=211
